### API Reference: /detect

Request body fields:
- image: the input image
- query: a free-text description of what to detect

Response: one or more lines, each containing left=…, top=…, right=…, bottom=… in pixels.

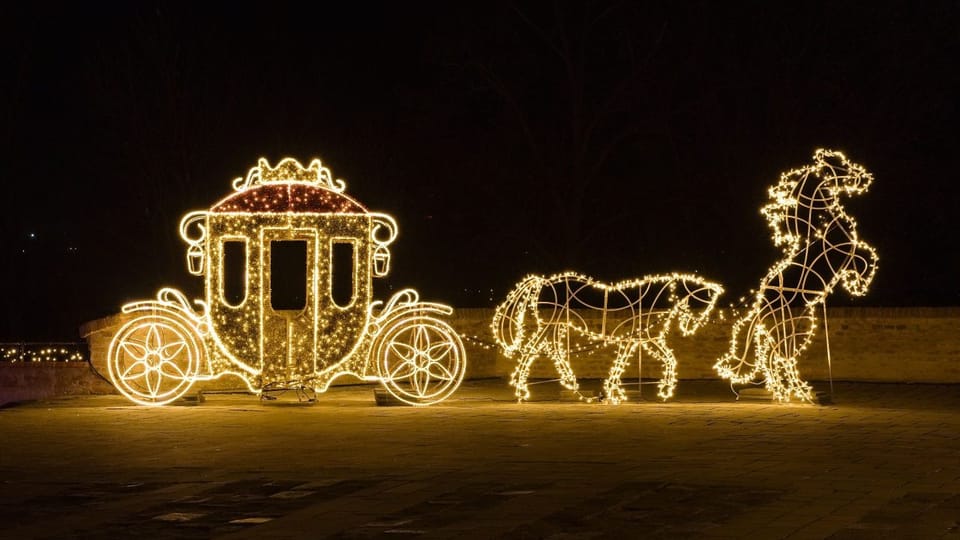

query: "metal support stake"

left=822, top=300, right=834, bottom=398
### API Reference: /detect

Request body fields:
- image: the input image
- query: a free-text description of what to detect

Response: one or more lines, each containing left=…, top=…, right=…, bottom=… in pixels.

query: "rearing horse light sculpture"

left=714, top=149, right=879, bottom=402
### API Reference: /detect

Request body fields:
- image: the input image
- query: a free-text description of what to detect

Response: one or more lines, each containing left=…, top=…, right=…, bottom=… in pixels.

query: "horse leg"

left=767, top=332, right=815, bottom=403
left=642, top=338, right=678, bottom=400
left=759, top=313, right=817, bottom=403
left=774, top=354, right=814, bottom=402
left=551, top=335, right=579, bottom=393
left=716, top=311, right=765, bottom=384
left=509, top=339, right=545, bottom=402
left=603, top=342, right=637, bottom=405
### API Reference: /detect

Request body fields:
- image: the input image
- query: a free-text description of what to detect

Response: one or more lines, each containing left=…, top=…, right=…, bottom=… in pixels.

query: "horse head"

left=761, top=149, right=874, bottom=250
left=814, top=148, right=874, bottom=199
left=675, top=277, right=725, bottom=335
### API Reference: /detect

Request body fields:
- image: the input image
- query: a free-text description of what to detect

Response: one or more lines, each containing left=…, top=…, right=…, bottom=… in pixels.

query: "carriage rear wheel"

left=374, top=315, right=466, bottom=406
left=107, top=313, right=202, bottom=406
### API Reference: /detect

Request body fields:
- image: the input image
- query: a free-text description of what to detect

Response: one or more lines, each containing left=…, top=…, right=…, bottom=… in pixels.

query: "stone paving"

left=1, top=380, right=959, bottom=539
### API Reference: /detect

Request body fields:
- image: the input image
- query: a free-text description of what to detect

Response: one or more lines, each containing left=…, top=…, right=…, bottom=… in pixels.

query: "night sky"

left=2, top=2, right=958, bottom=341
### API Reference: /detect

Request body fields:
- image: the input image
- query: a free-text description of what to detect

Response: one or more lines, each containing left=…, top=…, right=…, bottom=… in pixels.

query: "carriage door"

left=261, top=228, right=318, bottom=385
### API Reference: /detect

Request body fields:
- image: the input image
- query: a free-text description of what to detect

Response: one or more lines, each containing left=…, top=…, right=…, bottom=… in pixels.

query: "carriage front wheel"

left=374, top=315, right=466, bottom=406
left=107, top=313, right=202, bottom=406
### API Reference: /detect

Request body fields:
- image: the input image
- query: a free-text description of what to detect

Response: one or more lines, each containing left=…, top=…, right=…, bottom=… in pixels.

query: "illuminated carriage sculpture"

left=107, top=157, right=466, bottom=406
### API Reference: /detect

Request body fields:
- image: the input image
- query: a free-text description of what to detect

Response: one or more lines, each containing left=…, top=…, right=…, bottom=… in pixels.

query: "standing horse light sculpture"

left=493, top=272, right=723, bottom=403
left=714, top=149, right=878, bottom=402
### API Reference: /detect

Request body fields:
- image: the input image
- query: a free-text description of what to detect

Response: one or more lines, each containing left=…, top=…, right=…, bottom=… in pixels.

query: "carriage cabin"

left=188, top=159, right=397, bottom=387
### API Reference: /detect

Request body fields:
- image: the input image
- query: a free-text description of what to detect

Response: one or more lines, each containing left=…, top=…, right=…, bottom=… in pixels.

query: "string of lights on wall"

left=2, top=344, right=86, bottom=363
left=714, top=149, right=878, bottom=402
left=492, top=272, right=723, bottom=403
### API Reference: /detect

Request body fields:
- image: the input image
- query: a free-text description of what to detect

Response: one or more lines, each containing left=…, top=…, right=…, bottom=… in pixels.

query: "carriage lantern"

left=107, top=157, right=467, bottom=406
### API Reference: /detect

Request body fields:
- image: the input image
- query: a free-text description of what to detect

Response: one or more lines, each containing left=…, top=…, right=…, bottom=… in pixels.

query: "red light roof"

left=210, top=183, right=368, bottom=214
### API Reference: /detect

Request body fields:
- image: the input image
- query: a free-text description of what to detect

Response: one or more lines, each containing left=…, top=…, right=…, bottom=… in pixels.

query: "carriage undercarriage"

left=109, top=288, right=466, bottom=406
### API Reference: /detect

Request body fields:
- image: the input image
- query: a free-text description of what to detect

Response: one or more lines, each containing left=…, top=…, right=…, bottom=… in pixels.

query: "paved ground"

left=1, top=379, right=959, bottom=539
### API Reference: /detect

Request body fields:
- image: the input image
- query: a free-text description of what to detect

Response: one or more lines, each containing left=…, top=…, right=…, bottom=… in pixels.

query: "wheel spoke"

left=120, top=360, right=148, bottom=382
left=426, top=340, right=453, bottom=363
left=159, top=359, right=188, bottom=381
left=389, top=358, right=417, bottom=381
left=426, top=359, right=455, bottom=382
left=414, top=326, right=430, bottom=351
left=146, top=325, right=163, bottom=352
left=160, top=340, right=186, bottom=361
left=145, top=368, right=161, bottom=397
left=412, top=364, right=429, bottom=396
left=120, top=340, right=148, bottom=362
left=388, top=342, right=416, bottom=362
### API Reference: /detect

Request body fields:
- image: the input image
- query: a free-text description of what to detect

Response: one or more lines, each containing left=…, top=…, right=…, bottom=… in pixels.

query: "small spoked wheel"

left=374, top=315, right=466, bottom=406
left=107, top=313, right=202, bottom=406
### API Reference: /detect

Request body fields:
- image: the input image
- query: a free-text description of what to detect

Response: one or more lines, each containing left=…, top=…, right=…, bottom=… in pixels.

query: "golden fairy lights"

left=714, top=149, right=878, bottom=402
left=105, top=150, right=876, bottom=407
left=492, top=272, right=723, bottom=403
left=108, top=157, right=466, bottom=406
left=2, top=345, right=85, bottom=363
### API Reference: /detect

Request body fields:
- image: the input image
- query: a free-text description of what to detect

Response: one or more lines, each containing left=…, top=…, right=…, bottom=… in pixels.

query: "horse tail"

left=714, top=306, right=762, bottom=384
left=491, top=275, right=543, bottom=358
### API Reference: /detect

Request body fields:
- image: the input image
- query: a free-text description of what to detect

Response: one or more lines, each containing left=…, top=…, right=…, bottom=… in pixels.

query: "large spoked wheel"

left=107, top=313, right=203, bottom=406
left=374, top=315, right=466, bottom=406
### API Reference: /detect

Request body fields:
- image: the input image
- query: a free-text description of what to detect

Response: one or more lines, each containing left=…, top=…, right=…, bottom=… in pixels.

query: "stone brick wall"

left=80, top=307, right=959, bottom=395
left=456, top=307, right=960, bottom=383
left=0, top=362, right=115, bottom=405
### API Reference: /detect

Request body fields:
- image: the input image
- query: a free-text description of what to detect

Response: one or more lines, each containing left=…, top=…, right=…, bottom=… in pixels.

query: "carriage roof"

left=209, top=157, right=369, bottom=215
left=210, top=182, right=368, bottom=214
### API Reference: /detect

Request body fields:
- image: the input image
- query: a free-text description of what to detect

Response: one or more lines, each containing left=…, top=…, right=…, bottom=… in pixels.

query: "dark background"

left=2, top=1, right=957, bottom=341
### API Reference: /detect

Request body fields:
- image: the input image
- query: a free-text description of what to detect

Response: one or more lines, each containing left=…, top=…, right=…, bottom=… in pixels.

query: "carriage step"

left=175, top=393, right=205, bottom=406
left=373, top=387, right=406, bottom=407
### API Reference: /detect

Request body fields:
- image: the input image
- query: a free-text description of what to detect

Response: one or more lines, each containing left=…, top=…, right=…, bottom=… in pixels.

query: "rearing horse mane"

left=715, top=149, right=879, bottom=402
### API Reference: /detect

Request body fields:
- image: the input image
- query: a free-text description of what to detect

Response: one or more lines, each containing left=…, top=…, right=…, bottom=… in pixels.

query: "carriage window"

left=270, top=240, right=307, bottom=311
left=330, top=240, right=356, bottom=308
left=221, top=240, right=247, bottom=307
